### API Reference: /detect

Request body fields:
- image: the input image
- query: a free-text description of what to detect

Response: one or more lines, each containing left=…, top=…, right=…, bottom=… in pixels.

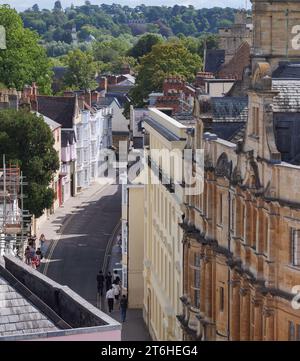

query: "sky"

left=0, top=0, right=250, bottom=12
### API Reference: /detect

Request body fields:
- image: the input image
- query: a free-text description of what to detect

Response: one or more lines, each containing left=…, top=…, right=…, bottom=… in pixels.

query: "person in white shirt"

left=112, top=282, right=120, bottom=301
left=106, top=286, right=115, bottom=313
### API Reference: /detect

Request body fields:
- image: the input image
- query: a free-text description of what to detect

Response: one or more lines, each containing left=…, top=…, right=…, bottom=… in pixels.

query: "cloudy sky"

left=0, top=0, right=250, bottom=12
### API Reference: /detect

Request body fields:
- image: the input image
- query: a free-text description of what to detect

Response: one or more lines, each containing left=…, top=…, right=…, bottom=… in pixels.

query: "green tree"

left=130, top=42, right=202, bottom=107
left=63, top=49, right=97, bottom=90
left=32, top=4, right=40, bottom=12
left=0, top=6, right=52, bottom=93
left=127, top=33, right=163, bottom=60
left=54, top=1, right=62, bottom=12
left=110, top=56, right=137, bottom=74
left=0, top=109, right=60, bottom=218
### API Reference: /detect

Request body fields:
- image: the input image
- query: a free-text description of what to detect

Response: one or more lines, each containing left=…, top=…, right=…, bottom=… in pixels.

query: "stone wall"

left=3, top=255, right=111, bottom=328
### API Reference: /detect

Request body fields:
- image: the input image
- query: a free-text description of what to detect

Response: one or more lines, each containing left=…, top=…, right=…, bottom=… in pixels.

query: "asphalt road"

left=43, top=184, right=121, bottom=307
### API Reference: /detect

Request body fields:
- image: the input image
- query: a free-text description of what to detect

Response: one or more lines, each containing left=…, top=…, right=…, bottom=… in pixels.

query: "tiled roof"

left=218, top=42, right=250, bottom=80
left=37, top=96, right=77, bottom=129
left=204, top=49, right=225, bottom=73
left=211, top=97, right=248, bottom=122
left=272, top=79, right=300, bottom=112
left=0, top=276, right=58, bottom=337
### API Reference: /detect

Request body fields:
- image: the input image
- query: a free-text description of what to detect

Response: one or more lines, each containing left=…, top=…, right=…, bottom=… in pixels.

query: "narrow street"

left=38, top=181, right=151, bottom=340
left=40, top=183, right=121, bottom=306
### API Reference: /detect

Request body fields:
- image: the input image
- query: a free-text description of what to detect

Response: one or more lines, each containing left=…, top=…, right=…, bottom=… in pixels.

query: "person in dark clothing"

left=97, top=271, right=104, bottom=296
left=105, top=271, right=112, bottom=291
left=120, top=295, right=128, bottom=322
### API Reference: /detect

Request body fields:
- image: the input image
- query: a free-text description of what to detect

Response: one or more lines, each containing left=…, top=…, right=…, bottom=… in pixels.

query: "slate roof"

left=210, top=97, right=248, bottom=122
left=204, top=49, right=225, bottom=73
left=105, top=92, right=129, bottom=107
left=272, top=61, right=300, bottom=79
left=37, top=96, right=77, bottom=129
left=272, top=79, right=300, bottom=112
left=37, top=112, right=61, bottom=131
left=0, top=276, right=58, bottom=337
left=205, top=122, right=245, bottom=143
left=229, top=123, right=246, bottom=143
left=93, top=96, right=118, bottom=108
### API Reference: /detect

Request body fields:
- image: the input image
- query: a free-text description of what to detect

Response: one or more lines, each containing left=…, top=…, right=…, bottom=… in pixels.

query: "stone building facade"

left=218, top=10, right=252, bottom=63
left=178, top=0, right=300, bottom=341
left=143, top=108, right=188, bottom=340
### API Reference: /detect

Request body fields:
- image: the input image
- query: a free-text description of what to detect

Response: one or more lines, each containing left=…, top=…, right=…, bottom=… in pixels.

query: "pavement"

left=103, top=233, right=152, bottom=341
left=38, top=180, right=151, bottom=341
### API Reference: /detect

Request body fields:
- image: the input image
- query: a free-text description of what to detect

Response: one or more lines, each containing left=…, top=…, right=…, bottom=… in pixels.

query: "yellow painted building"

left=122, top=181, right=145, bottom=308
left=143, top=108, right=189, bottom=340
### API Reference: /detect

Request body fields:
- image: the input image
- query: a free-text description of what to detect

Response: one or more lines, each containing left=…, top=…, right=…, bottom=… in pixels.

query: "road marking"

left=102, top=220, right=121, bottom=274
left=43, top=237, right=59, bottom=275
left=42, top=182, right=116, bottom=276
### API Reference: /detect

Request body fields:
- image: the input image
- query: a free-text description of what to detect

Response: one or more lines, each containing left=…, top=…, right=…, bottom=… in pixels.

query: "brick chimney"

left=77, top=94, right=85, bottom=110
left=30, top=82, right=38, bottom=111
left=91, top=91, right=100, bottom=104
left=21, top=83, right=38, bottom=111
left=84, top=90, right=91, bottom=107
left=98, top=77, right=107, bottom=92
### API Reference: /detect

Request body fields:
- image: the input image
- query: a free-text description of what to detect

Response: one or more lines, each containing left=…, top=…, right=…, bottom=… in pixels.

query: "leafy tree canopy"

left=127, top=33, right=163, bottom=60
left=62, top=49, right=98, bottom=90
left=0, top=109, right=60, bottom=218
left=0, top=6, right=53, bottom=94
left=130, top=41, right=202, bottom=107
left=20, top=4, right=239, bottom=43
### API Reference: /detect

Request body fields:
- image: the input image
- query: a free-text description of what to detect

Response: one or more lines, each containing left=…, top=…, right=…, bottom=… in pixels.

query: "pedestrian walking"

left=105, top=271, right=112, bottom=291
left=31, top=255, right=40, bottom=269
left=112, top=282, right=120, bottom=301
left=25, top=246, right=31, bottom=265
left=120, top=295, right=128, bottom=322
left=36, top=248, right=42, bottom=260
left=97, top=271, right=104, bottom=296
left=39, top=234, right=46, bottom=256
left=113, top=270, right=120, bottom=283
left=29, top=245, right=36, bottom=264
left=106, top=286, right=115, bottom=313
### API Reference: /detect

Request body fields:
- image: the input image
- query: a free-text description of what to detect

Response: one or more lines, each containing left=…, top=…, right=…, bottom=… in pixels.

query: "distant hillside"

left=21, top=2, right=237, bottom=42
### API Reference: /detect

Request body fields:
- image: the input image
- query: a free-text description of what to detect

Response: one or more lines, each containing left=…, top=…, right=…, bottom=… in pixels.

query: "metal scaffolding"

left=0, top=155, right=29, bottom=257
